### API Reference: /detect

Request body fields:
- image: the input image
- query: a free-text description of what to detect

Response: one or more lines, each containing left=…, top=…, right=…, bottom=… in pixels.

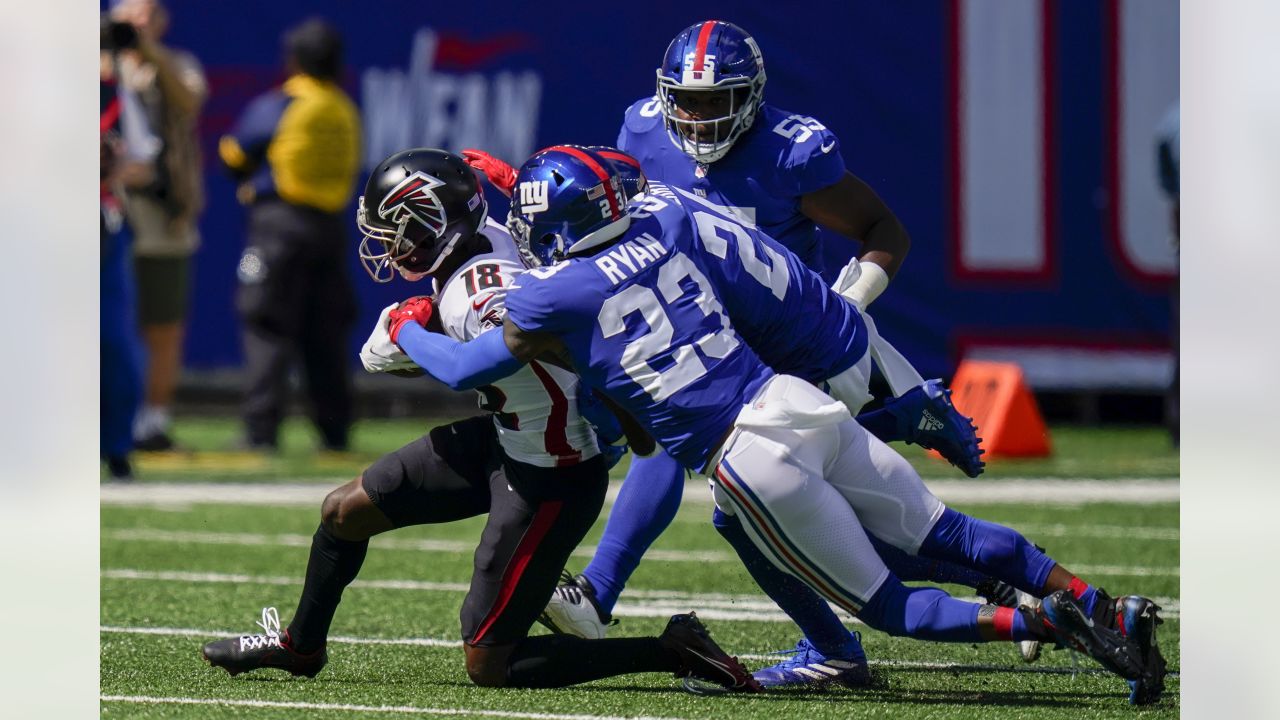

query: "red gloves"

left=388, top=296, right=435, bottom=344
left=462, top=149, right=517, bottom=198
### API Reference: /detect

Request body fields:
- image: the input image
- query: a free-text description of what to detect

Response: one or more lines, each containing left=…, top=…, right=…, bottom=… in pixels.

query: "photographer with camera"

left=108, top=0, right=208, bottom=452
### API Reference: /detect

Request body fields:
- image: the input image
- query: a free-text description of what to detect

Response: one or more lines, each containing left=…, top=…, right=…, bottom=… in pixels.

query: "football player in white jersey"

left=201, top=148, right=762, bottom=694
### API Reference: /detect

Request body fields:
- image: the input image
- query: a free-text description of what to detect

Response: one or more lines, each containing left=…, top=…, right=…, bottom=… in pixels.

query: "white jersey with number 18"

left=432, top=219, right=599, bottom=468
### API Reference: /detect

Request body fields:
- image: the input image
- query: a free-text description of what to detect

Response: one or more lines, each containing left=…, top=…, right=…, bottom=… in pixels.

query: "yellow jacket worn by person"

left=219, top=74, right=360, bottom=213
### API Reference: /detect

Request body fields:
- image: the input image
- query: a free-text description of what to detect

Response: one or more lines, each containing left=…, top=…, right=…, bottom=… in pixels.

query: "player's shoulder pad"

left=623, top=95, right=665, bottom=134
left=754, top=103, right=842, bottom=169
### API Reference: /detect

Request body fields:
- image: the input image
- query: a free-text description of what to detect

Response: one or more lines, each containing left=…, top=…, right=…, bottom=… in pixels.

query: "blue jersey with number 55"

left=618, top=98, right=845, bottom=272
left=504, top=216, right=772, bottom=471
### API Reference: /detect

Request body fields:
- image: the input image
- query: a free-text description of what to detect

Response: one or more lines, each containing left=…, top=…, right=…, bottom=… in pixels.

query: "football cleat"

left=1114, top=595, right=1166, bottom=705
left=536, top=572, right=616, bottom=640
left=882, top=379, right=985, bottom=477
left=1040, top=590, right=1147, bottom=683
left=660, top=612, right=763, bottom=693
left=201, top=607, right=327, bottom=678
left=751, top=635, right=871, bottom=689
left=975, top=578, right=1020, bottom=609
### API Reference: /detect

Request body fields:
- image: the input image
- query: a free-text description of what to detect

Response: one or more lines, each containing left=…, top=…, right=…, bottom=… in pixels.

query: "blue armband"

left=395, top=324, right=523, bottom=391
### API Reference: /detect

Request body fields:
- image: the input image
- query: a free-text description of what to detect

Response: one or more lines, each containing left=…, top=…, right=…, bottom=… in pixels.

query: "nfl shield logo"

left=694, top=164, right=707, bottom=178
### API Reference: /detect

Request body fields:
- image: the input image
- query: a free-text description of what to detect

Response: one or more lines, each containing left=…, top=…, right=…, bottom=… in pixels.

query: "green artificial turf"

left=102, top=487, right=1179, bottom=718
left=117, top=416, right=1178, bottom=483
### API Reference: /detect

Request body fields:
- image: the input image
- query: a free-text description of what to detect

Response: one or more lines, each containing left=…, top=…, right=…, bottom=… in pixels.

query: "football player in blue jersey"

left=466, top=145, right=1013, bottom=686
left=395, top=147, right=1166, bottom=705
left=464, top=21, right=998, bottom=686
left=582, top=20, right=999, bottom=685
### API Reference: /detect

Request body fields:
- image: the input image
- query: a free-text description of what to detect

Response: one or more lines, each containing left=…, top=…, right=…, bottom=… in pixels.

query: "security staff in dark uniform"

left=219, top=18, right=361, bottom=451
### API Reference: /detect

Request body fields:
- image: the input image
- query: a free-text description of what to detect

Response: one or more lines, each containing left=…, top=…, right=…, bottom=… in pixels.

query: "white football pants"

left=710, top=374, right=946, bottom=612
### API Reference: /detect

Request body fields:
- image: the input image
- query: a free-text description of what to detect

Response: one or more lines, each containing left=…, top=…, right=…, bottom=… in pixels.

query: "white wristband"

left=841, top=261, right=889, bottom=310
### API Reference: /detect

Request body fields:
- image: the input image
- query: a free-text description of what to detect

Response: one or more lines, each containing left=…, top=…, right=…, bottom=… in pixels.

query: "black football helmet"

left=357, top=148, right=488, bottom=282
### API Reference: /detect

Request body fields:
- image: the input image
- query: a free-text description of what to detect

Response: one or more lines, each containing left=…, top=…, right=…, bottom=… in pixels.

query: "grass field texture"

left=121, top=416, right=1180, bottom=482
left=102, top=419, right=1178, bottom=718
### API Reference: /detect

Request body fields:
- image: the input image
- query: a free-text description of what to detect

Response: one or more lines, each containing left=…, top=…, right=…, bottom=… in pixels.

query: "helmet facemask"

left=656, top=69, right=765, bottom=164
left=357, top=194, right=463, bottom=283
left=507, top=211, right=570, bottom=269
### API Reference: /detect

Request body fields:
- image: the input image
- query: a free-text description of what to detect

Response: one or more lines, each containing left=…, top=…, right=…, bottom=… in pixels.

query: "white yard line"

left=100, top=569, right=1180, bottom=622
left=101, top=478, right=1179, bottom=509
left=100, top=626, right=1180, bottom=677
left=99, top=695, right=683, bottom=720
left=101, top=529, right=1181, bottom=571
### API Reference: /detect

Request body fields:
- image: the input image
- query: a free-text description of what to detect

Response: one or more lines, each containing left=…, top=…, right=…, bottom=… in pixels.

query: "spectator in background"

left=1156, top=103, right=1179, bottom=447
left=101, top=22, right=145, bottom=480
left=219, top=18, right=362, bottom=452
left=110, top=0, right=207, bottom=452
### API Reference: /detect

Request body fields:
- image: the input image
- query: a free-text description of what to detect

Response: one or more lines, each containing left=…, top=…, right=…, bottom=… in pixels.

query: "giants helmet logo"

left=518, top=180, right=550, bottom=213
left=378, top=171, right=448, bottom=236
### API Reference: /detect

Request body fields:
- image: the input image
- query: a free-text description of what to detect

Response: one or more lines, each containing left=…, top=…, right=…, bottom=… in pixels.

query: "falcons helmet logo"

left=377, top=171, right=448, bottom=237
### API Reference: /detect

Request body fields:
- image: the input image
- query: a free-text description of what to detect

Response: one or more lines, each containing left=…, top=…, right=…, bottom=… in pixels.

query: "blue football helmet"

left=588, top=146, right=649, bottom=200
left=507, top=145, right=631, bottom=268
left=656, top=20, right=767, bottom=163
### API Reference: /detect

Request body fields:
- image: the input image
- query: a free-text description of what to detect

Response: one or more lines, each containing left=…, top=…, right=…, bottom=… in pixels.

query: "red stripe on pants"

left=471, top=500, right=564, bottom=644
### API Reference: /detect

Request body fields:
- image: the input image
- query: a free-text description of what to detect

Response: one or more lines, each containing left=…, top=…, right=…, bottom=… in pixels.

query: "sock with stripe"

left=982, top=605, right=1053, bottom=642
left=285, top=524, right=369, bottom=654
left=858, top=577, right=1055, bottom=643
left=918, top=507, right=1056, bottom=595
left=505, top=634, right=676, bottom=688
left=1066, top=576, right=1102, bottom=617
left=581, top=450, right=685, bottom=613
left=712, top=507, right=858, bottom=658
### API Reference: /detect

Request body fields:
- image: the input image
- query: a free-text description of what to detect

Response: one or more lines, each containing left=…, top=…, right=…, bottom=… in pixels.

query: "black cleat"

left=659, top=612, right=763, bottom=693
left=105, top=455, right=133, bottom=482
left=1040, top=590, right=1145, bottom=682
left=976, top=578, right=1020, bottom=609
left=201, top=607, right=327, bottom=678
left=1115, top=595, right=1167, bottom=705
